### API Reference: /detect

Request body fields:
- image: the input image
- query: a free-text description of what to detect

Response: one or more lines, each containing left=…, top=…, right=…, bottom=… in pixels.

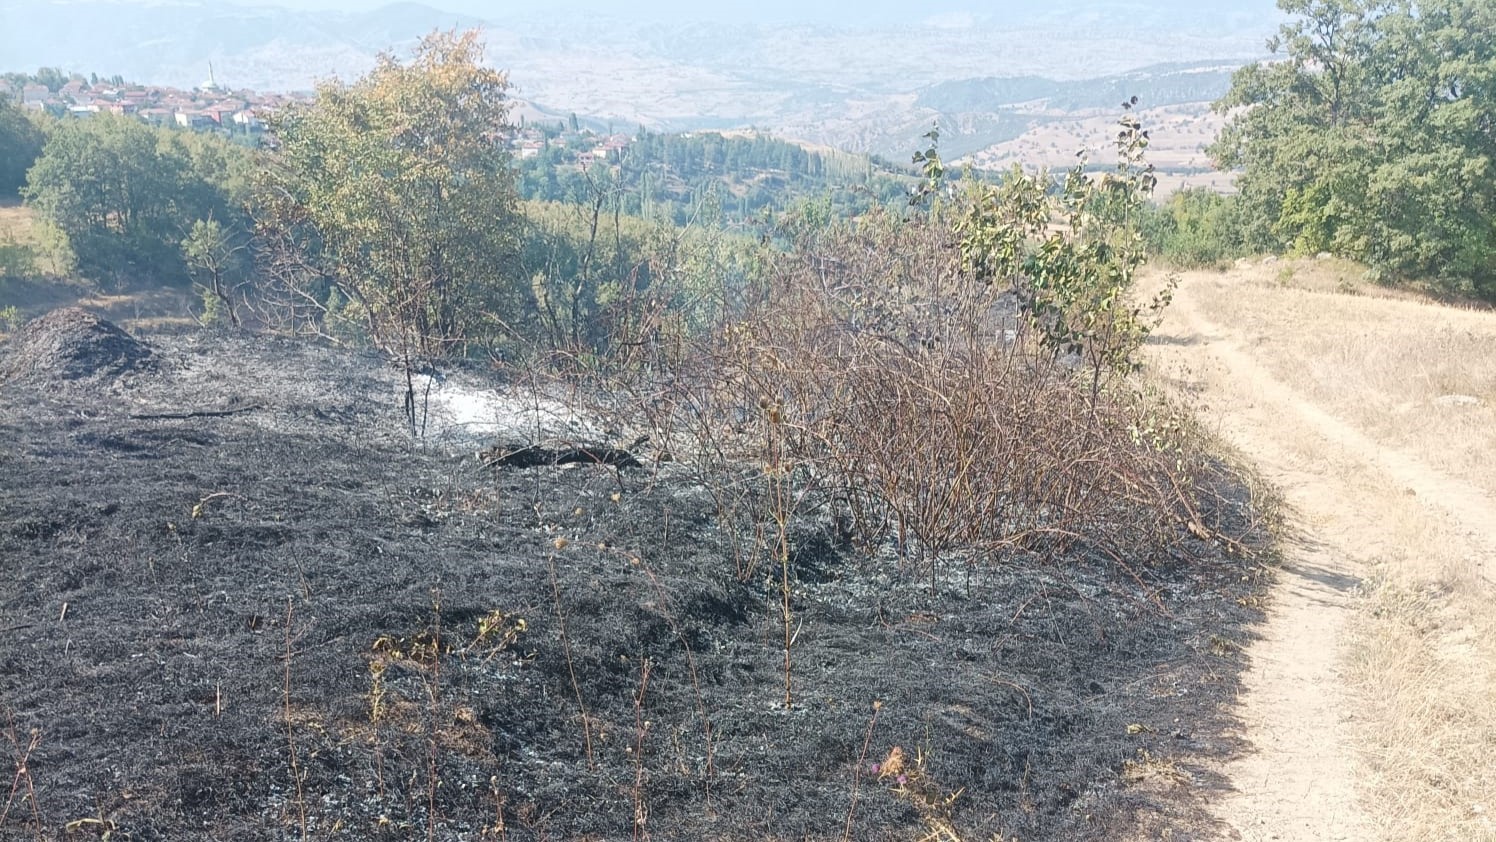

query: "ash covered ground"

left=0, top=310, right=1266, bottom=841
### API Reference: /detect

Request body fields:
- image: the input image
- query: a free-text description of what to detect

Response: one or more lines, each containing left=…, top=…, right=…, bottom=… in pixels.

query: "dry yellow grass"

left=1147, top=257, right=1496, bottom=841
left=0, top=199, right=69, bottom=278
left=0, top=201, right=196, bottom=333
left=1187, top=257, right=1496, bottom=505
left=962, top=102, right=1229, bottom=197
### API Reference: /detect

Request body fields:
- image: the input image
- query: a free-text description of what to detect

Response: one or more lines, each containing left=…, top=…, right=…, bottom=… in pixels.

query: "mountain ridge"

left=0, top=0, right=1274, bottom=156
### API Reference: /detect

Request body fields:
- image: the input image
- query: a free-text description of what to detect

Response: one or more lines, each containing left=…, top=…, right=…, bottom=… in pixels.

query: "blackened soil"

left=0, top=325, right=1265, bottom=841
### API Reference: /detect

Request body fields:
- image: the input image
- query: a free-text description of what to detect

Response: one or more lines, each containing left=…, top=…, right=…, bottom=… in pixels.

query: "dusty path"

left=1145, top=268, right=1496, bottom=842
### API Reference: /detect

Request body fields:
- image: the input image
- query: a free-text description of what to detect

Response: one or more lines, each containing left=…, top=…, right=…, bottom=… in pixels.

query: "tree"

left=182, top=217, right=250, bottom=327
left=25, top=116, right=190, bottom=287
left=1213, top=0, right=1496, bottom=297
left=33, top=67, right=67, bottom=93
left=952, top=107, right=1171, bottom=400
left=22, top=115, right=250, bottom=288
left=0, top=95, right=45, bottom=197
left=253, top=29, right=523, bottom=427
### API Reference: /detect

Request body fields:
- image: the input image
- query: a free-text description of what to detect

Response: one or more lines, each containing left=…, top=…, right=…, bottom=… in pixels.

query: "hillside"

left=0, top=0, right=1274, bottom=157
left=515, top=129, right=914, bottom=223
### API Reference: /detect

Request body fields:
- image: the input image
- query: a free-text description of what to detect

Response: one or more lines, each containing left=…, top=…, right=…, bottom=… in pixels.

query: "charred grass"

left=0, top=232, right=1273, bottom=839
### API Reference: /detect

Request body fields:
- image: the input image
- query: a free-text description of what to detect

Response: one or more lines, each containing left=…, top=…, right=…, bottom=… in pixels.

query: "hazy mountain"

left=917, top=62, right=1242, bottom=114
left=0, top=0, right=1278, bottom=154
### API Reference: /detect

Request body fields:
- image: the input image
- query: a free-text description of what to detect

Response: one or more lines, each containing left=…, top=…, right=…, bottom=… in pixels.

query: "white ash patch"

left=408, top=375, right=609, bottom=451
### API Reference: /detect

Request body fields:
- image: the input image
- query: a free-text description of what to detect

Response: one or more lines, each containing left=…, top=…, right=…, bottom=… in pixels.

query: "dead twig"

left=842, top=700, right=883, bottom=842
left=546, top=549, right=595, bottom=770
left=130, top=404, right=263, bottom=420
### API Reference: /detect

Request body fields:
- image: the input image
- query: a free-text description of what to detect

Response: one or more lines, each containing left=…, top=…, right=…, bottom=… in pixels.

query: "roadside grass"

left=1162, top=256, right=1496, bottom=842
left=1349, top=568, right=1496, bottom=842
left=1186, top=257, right=1496, bottom=503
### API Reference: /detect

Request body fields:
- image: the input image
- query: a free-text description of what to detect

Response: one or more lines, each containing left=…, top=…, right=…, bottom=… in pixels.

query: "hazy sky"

left=239, top=0, right=1099, bottom=26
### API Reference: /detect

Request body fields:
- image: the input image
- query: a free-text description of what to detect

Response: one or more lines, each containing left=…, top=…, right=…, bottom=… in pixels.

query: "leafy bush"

left=1144, top=189, right=1246, bottom=269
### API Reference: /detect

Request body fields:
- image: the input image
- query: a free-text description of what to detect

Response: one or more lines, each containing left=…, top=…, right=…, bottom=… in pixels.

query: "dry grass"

left=0, top=201, right=197, bottom=333
left=0, top=200, right=68, bottom=278
left=619, top=210, right=1216, bottom=588
left=1348, top=571, right=1496, bottom=841
left=1153, top=256, right=1496, bottom=841
left=1185, top=257, right=1496, bottom=503
left=962, top=102, right=1229, bottom=197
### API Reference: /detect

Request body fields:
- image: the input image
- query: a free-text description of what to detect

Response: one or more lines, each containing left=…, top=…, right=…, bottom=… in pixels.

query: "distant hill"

left=514, top=128, right=914, bottom=225
left=896, top=61, right=1243, bottom=160
left=0, top=0, right=1275, bottom=157
left=917, top=62, right=1242, bottom=114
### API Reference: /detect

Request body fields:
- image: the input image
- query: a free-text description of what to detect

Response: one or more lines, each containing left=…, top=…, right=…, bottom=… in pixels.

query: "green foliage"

left=1143, top=188, right=1246, bottom=268
left=0, top=305, right=21, bottom=332
left=519, top=195, right=657, bottom=355
left=182, top=218, right=250, bottom=327
left=33, top=68, right=69, bottom=93
left=1213, top=0, right=1496, bottom=297
left=22, top=114, right=250, bottom=289
left=507, top=191, right=769, bottom=370
left=0, top=239, right=39, bottom=279
left=956, top=107, right=1171, bottom=386
left=0, top=96, right=46, bottom=197
left=516, top=128, right=912, bottom=224
left=255, top=29, right=522, bottom=358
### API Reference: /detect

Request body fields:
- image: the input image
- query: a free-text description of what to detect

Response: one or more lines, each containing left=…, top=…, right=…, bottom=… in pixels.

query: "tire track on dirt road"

left=1147, top=271, right=1496, bottom=841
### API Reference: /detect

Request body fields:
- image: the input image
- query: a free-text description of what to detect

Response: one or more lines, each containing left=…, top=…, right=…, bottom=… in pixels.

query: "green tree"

left=254, top=29, right=523, bottom=364
left=182, top=217, right=250, bottom=327
left=1144, top=188, right=1246, bottom=268
left=1213, top=0, right=1496, bottom=296
left=0, top=95, right=45, bottom=197
left=22, top=114, right=235, bottom=288
left=954, top=107, right=1171, bottom=399
left=33, top=67, right=67, bottom=93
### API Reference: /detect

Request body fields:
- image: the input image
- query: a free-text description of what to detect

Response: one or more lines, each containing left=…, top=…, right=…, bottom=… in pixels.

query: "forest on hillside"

left=3, top=0, right=1492, bottom=322
left=515, top=125, right=914, bottom=225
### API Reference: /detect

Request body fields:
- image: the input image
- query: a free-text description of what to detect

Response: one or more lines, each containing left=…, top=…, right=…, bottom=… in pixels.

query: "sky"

left=224, top=0, right=1093, bottom=26
left=8, top=0, right=1280, bottom=30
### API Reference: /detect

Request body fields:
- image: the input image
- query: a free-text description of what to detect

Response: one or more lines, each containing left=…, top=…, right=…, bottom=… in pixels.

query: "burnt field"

left=0, top=311, right=1266, bottom=841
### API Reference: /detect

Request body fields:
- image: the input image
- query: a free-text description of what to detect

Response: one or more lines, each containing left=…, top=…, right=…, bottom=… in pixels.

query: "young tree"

left=255, top=29, right=522, bottom=361
left=182, top=217, right=250, bottom=327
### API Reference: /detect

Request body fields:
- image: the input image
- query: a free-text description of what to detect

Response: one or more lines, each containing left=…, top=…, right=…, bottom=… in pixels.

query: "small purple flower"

left=897, top=774, right=908, bottom=785
left=868, top=763, right=880, bottom=774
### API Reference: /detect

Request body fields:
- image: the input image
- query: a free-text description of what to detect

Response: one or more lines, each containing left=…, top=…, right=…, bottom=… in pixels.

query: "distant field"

left=962, top=103, right=1231, bottom=196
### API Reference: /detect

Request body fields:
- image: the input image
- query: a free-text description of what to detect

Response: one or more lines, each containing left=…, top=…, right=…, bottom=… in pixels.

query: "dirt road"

left=1146, top=266, right=1496, bottom=842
